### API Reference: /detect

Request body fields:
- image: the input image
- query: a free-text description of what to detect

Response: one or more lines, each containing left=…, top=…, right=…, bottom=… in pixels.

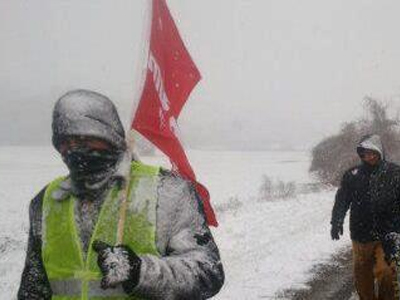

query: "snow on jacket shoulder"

left=18, top=170, right=224, bottom=300
left=133, top=170, right=224, bottom=299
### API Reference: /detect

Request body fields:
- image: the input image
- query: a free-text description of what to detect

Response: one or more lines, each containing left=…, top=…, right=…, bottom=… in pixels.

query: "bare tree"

left=310, top=98, right=400, bottom=186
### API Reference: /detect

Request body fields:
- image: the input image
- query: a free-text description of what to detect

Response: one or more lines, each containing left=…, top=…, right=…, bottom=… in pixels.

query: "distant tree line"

left=310, top=98, right=400, bottom=186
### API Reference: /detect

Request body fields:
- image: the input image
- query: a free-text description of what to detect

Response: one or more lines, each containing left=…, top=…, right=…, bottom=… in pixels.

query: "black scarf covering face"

left=62, top=147, right=122, bottom=199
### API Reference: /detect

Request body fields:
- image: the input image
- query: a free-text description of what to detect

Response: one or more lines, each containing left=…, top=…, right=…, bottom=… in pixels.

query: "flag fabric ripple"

left=132, top=0, right=218, bottom=226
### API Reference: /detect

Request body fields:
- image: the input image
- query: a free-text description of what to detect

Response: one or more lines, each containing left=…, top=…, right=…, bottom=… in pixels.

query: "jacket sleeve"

left=130, top=176, right=224, bottom=300
left=331, top=171, right=352, bottom=227
left=18, top=188, right=52, bottom=300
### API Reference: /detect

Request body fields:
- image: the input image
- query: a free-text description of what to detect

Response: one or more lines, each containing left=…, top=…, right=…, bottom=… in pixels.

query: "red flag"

left=132, top=0, right=218, bottom=226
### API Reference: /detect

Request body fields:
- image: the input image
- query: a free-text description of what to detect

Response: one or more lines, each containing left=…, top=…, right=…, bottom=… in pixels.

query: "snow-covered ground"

left=0, top=147, right=350, bottom=299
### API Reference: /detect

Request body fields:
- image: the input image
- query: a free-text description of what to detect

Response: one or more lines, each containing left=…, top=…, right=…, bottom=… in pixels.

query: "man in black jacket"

left=331, top=134, right=400, bottom=300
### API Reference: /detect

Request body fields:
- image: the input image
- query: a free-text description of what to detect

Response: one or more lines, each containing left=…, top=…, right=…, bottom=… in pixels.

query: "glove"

left=330, top=223, right=343, bottom=240
left=92, top=240, right=141, bottom=294
left=383, top=232, right=400, bottom=263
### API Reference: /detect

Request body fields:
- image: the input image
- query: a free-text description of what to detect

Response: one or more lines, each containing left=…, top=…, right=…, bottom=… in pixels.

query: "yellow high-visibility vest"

left=42, top=162, right=160, bottom=300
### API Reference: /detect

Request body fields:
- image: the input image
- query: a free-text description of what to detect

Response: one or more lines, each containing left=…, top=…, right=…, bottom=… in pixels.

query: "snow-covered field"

left=0, top=147, right=350, bottom=299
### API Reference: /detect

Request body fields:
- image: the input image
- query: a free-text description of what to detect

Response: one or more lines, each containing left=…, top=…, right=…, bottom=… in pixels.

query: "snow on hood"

left=52, top=89, right=126, bottom=152
left=357, top=134, right=384, bottom=159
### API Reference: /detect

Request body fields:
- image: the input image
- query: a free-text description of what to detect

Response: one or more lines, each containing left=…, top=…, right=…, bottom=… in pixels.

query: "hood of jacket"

left=357, top=134, right=384, bottom=159
left=52, top=89, right=126, bottom=152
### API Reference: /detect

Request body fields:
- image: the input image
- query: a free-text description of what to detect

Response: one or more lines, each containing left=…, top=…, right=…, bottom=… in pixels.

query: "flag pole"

left=116, top=136, right=134, bottom=245
left=129, top=0, right=153, bottom=131
left=116, top=0, right=153, bottom=245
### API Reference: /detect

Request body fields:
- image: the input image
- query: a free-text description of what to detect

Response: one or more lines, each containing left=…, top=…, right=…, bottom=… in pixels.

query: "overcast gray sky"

left=1, top=0, right=400, bottom=150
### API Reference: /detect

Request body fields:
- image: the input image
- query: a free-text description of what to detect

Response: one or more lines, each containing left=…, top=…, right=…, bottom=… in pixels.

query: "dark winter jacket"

left=17, top=169, right=224, bottom=300
left=331, top=136, right=400, bottom=243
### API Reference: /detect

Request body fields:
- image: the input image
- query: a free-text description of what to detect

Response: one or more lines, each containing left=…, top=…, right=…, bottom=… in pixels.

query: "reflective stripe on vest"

left=50, top=280, right=125, bottom=297
left=42, top=162, right=160, bottom=299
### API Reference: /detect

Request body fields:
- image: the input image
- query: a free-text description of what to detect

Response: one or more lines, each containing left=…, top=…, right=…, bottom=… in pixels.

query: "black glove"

left=92, top=240, right=141, bottom=294
left=330, top=223, right=343, bottom=240
left=382, top=232, right=400, bottom=263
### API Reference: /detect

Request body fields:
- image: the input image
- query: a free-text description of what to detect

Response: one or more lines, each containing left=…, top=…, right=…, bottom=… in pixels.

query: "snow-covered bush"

left=214, top=196, right=243, bottom=215
left=310, top=98, right=400, bottom=186
left=258, top=175, right=296, bottom=202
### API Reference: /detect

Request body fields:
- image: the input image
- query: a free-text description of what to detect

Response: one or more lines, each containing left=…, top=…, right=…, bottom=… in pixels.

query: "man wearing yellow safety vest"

left=18, top=89, right=224, bottom=299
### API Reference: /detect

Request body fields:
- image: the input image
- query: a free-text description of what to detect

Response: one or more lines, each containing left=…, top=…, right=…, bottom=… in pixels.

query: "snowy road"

left=0, top=147, right=351, bottom=299
left=285, top=249, right=355, bottom=300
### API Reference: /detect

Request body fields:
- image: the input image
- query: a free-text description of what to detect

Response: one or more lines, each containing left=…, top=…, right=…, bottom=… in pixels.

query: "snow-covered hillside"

left=0, top=147, right=350, bottom=299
